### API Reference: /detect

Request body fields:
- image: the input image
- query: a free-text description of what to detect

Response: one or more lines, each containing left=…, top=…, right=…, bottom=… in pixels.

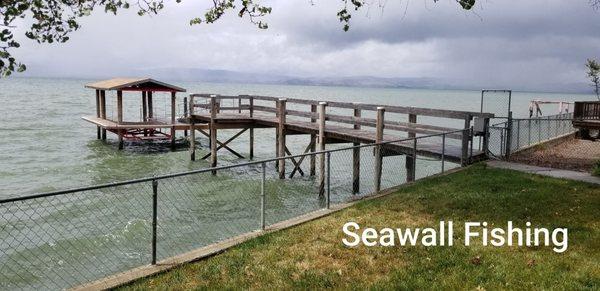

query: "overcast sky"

left=12, top=0, right=600, bottom=91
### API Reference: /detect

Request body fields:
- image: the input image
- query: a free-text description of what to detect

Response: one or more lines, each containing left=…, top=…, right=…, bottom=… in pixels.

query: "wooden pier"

left=185, top=94, right=494, bottom=193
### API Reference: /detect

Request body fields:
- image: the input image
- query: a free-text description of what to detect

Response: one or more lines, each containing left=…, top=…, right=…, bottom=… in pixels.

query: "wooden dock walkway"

left=186, top=94, right=494, bottom=194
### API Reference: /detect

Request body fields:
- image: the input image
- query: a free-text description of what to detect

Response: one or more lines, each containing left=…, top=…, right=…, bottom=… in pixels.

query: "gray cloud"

left=12, top=0, right=600, bottom=92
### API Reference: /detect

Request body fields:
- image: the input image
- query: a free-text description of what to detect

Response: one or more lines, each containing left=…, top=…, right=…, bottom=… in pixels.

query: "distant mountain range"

left=20, top=66, right=592, bottom=94
left=130, top=67, right=591, bottom=94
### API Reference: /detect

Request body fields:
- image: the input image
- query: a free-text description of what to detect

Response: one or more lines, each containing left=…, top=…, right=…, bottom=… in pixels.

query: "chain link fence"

left=487, top=113, right=576, bottom=159
left=0, top=130, right=468, bottom=290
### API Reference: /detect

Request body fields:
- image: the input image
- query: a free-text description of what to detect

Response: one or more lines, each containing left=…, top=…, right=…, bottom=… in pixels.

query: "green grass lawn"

left=593, top=160, right=600, bottom=176
left=121, top=164, right=599, bottom=290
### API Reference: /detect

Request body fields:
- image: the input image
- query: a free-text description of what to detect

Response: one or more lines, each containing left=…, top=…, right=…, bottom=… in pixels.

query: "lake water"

left=1, top=77, right=595, bottom=197
left=0, top=77, right=596, bottom=289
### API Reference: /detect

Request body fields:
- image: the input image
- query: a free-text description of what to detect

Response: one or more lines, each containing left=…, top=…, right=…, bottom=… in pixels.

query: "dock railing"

left=574, top=101, right=600, bottom=120
left=188, top=93, right=493, bottom=165
left=0, top=129, right=468, bottom=290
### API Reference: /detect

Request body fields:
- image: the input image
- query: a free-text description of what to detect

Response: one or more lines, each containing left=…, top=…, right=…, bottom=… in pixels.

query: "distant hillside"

left=133, top=67, right=591, bottom=94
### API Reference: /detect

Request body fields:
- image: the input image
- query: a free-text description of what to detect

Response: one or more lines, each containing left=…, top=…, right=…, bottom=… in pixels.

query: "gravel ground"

left=510, top=138, right=600, bottom=172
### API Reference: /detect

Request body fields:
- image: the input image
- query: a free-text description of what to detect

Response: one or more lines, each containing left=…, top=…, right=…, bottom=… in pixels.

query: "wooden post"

left=318, top=102, right=327, bottom=197
left=406, top=113, right=417, bottom=182
left=374, top=107, right=385, bottom=192
left=142, top=91, right=148, bottom=137
left=170, top=91, right=176, bottom=149
left=189, top=97, right=195, bottom=161
left=210, top=96, right=218, bottom=174
left=183, top=97, right=188, bottom=137
left=100, top=90, right=107, bottom=140
left=277, top=99, right=287, bottom=179
left=352, top=104, right=361, bottom=194
left=117, top=90, right=124, bottom=150
left=147, top=91, right=153, bottom=119
left=309, top=104, right=317, bottom=176
left=142, top=92, right=148, bottom=121
left=482, top=117, right=490, bottom=157
left=249, top=96, right=254, bottom=159
left=461, top=114, right=472, bottom=166
left=95, top=90, right=101, bottom=139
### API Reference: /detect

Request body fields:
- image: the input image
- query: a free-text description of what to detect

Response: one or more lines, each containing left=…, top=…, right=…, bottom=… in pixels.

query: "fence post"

left=151, top=179, right=158, bottom=265
left=261, top=162, right=266, bottom=230
left=410, top=138, right=417, bottom=181
left=441, top=133, right=446, bottom=173
left=249, top=96, right=254, bottom=159
left=528, top=119, right=532, bottom=145
left=505, top=111, right=513, bottom=158
left=516, top=119, right=520, bottom=149
left=538, top=118, right=541, bottom=143
left=326, top=152, right=331, bottom=209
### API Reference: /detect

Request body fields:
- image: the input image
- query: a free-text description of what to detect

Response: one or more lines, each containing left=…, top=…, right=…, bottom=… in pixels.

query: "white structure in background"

left=528, top=100, right=573, bottom=118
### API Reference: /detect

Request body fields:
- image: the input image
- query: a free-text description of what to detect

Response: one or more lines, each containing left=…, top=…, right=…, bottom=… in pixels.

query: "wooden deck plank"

left=82, top=116, right=208, bottom=130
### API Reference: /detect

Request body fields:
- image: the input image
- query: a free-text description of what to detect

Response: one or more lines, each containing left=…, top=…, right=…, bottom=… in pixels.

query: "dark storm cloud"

left=13, top=0, right=600, bottom=91
left=277, top=1, right=600, bottom=47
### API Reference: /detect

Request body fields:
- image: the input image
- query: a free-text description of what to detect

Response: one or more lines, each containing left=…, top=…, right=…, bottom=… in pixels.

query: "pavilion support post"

left=249, top=96, right=254, bottom=159
left=95, top=90, right=101, bottom=139
left=148, top=91, right=154, bottom=119
left=318, top=102, right=327, bottom=197
left=309, top=104, right=317, bottom=176
left=374, top=107, right=385, bottom=192
left=352, top=104, right=361, bottom=194
left=210, top=96, right=218, bottom=174
left=100, top=90, right=107, bottom=140
left=142, top=91, right=148, bottom=137
left=277, top=99, right=287, bottom=179
left=117, top=90, right=124, bottom=150
left=406, top=113, right=417, bottom=182
left=461, top=115, right=472, bottom=166
left=117, top=90, right=123, bottom=124
left=170, top=92, right=176, bottom=150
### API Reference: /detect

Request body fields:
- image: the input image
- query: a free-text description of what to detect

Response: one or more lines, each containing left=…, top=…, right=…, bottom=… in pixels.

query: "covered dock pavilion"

left=83, top=78, right=204, bottom=149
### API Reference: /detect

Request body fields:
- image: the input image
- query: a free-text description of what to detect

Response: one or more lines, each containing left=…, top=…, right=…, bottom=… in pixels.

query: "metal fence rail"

left=0, top=129, right=468, bottom=290
left=487, top=113, right=576, bottom=159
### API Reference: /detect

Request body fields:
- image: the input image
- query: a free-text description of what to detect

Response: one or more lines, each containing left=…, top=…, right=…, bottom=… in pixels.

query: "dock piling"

left=352, top=104, right=361, bottom=194
left=210, top=96, right=218, bottom=174
left=95, top=90, right=101, bottom=139
left=406, top=113, right=417, bottom=182
left=277, top=99, right=287, bottom=179
left=318, top=102, right=327, bottom=197
left=374, top=107, right=385, bottom=192
left=100, top=90, right=107, bottom=140
left=117, top=90, right=124, bottom=149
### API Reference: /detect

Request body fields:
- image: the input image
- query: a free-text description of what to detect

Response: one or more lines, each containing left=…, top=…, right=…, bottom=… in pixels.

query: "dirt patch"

left=510, top=138, right=600, bottom=172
